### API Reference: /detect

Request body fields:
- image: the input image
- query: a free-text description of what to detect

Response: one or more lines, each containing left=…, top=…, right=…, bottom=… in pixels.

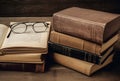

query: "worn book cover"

left=49, top=42, right=114, bottom=64
left=0, top=53, right=45, bottom=63
left=53, top=52, right=114, bottom=76
left=0, top=62, right=45, bottom=72
left=53, top=7, right=120, bottom=44
left=50, top=31, right=118, bottom=55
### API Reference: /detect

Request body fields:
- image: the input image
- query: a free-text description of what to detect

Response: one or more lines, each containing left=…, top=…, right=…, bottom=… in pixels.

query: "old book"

left=49, top=42, right=113, bottom=64
left=0, top=62, right=45, bottom=72
left=0, top=22, right=51, bottom=55
left=0, top=53, right=44, bottom=63
left=50, top=31, right=118, bottom=55
left=53, top=53, right=114, bottom=76
left=53, top=7, right=120, bottom=44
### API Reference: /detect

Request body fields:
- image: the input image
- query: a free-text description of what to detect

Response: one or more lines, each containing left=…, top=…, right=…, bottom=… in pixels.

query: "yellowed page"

left=1, top=22, right=51, bottom=49
left=0, top=24, right=9, bottom=48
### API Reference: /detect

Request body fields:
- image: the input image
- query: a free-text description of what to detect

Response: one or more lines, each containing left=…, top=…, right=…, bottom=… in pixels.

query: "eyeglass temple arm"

left=7, top=28, right=12, bottom=38
left=44, top=22, right=49, bottom=27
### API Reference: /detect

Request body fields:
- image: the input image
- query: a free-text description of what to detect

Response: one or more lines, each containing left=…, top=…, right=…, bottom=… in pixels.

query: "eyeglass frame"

left=7, top=22, right=49, bottom=38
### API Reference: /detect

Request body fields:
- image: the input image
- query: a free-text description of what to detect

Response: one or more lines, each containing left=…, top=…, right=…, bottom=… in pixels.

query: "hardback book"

left=53, top=52, right=114, bottom=76
left=48, top=42, right=113, bottom=64
left=0, top=62, right=45, bottom=72
left=50, top=31, right=118, bottom=55
left=0, top=22, right=51, bottom=55
left=0, top=53, right=44, bottom=63
left=53, top=7, right=120, bottom=44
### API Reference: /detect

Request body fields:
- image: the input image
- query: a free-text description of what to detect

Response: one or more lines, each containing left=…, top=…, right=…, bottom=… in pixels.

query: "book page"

left=0, top=24, right=9, bottom=48
left=1, top=22, right=51, bottom=49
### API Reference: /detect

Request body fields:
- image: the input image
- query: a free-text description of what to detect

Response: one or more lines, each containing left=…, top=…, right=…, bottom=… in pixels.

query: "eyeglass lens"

left=12, top=24, right=27, bottom=33
left=33, top=23, right=47, bottom=32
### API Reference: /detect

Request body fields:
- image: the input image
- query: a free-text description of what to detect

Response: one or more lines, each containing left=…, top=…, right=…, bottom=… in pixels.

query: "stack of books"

left=49, top=7, right=120, bottom=76
left=0, top=22, right=51, bottom=72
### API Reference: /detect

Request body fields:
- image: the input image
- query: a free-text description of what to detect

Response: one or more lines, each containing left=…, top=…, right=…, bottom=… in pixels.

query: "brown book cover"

left=0, top=53, right=43, bottom=63
left=53, top=53, right=114, bottom=76
left=53, top=7, right=120, bottom=44
left=50, top=31, right=118, bottom=55
left=0, top=62, right=45, bottom=72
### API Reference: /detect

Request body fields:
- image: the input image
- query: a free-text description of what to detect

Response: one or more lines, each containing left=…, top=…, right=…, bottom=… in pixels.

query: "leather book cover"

left=53, top=53, right=114, bottom=76
left=53, top=7, right=120, bottom=44
left=0, top=62, right=45, bottom=72
left=48, top=42, right=114, bottom=65
left=50, top=31, right=118, bottom=55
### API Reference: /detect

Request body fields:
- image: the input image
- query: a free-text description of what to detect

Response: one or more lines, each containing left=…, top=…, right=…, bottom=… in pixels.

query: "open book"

left=0, top=22, right=51, bottom=55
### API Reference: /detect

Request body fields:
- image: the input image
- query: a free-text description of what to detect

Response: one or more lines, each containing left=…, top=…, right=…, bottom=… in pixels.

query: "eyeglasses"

left=7, top=22, right=49, bottom=38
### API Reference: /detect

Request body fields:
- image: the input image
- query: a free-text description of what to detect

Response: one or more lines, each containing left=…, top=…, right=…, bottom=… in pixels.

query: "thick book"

left=53, top=7, right=120, bottom=44
left=48, top=42, right=113, bottom=64
left=53, top=53, right=114, bottom=76
left=0, top=22, right=51, bottom=55
left=0, top=62, right=45, bottom=72
left=50, top=31, right=118, bottom=55
left=0, top=53, right=45, bottom=63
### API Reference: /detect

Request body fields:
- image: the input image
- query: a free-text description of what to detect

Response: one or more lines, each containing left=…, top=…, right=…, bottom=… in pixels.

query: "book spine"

left=50, top=31, right=101, bottom=55
left=53, top=14, right=104, bottom=44
left=0, top=62, right=45, bottom=72
left=49, top=42, right=100, bottom=64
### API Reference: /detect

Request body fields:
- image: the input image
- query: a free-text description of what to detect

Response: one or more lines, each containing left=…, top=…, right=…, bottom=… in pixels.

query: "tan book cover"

left=53, top=53, right=114, bottom=76
left=50, top=31, right=118, bottom=55
left=0, top=53, right=44, bottom=63
left=0, top=22, right=51, bottom=55
left=53, top=7, right=120, bottom=44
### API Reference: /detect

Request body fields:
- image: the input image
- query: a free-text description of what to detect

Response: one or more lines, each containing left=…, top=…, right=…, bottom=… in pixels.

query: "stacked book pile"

left=0, top=22, right=51, bottom=72
left=49, top=7, right=120, bottom=76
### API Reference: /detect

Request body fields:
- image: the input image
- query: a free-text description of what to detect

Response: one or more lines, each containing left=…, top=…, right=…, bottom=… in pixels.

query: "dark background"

left=0, top=0, right=120, bottom=17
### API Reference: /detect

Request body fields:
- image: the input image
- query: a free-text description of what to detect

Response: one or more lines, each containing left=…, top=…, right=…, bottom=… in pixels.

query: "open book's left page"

left=0, top=24, right=9, bottom=48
